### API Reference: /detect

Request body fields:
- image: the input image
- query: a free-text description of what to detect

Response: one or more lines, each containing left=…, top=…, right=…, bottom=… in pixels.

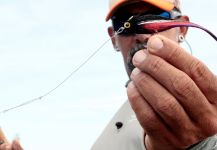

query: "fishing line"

left=0, top=26, right=126, bottom=114
left=183, top=38, right=193, bottom=55
left=0, top=42, right=108, bottom=114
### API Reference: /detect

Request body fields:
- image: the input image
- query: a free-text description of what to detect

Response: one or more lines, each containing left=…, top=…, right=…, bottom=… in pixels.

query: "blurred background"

left=0, top=0, right=216, bottom=149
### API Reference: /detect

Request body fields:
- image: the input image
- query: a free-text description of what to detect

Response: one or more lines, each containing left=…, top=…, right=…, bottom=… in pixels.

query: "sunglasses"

left=111, top=10, right=217, bottom=42
left=112, top=9, right=182, bottom=36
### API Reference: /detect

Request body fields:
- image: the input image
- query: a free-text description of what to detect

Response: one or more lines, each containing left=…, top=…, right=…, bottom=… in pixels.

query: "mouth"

left=127, top=43, right=147, bottom=74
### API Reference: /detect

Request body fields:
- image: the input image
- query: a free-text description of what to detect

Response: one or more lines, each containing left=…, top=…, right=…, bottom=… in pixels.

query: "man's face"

left=108, top=2, right=186, bottom=76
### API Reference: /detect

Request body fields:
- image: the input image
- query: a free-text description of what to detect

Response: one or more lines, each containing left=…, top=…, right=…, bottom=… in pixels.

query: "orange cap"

left=106, top=0, right=180, bottom=21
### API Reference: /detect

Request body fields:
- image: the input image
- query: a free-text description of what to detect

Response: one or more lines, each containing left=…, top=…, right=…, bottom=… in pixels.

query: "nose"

left=135, top=34, right=151, bottom=44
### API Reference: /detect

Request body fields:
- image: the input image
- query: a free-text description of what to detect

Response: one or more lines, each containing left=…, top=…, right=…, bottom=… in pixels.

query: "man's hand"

left=127, top=35, right=217, bottom=150
left=0, top=139, right=23, bottom=150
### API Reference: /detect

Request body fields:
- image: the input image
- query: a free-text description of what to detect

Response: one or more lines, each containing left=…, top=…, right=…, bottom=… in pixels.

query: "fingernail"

left=148, top=37, right=163, bottom=51
left=133, top=50, right=147, bottom=64
left=132, top=68, right=141, bottom=76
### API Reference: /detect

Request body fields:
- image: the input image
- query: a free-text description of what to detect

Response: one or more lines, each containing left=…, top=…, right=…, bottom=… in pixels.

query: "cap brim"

left=106, top=0, right=175, bottom=21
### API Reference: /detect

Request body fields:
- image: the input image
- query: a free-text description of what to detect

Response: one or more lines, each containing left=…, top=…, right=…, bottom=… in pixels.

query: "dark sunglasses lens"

left=118, top=30, right=135, bottom=36
left=112, top=11, right=172, bottom=35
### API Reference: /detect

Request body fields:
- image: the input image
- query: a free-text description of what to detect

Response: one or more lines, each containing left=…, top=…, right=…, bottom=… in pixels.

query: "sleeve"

left=188, top=135, right=217, bottom=150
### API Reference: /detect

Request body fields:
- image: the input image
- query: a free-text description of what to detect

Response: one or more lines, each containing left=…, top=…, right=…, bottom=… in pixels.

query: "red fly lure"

left=119, top=14, right=217, bottom=41
left=137, top=20, right=217, bottom=41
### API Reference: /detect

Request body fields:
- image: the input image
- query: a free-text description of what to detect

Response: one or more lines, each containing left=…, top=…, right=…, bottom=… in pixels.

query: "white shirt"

left=91, top=101, right=217, bottom=150
left=91, top=101, right=145, bottom=150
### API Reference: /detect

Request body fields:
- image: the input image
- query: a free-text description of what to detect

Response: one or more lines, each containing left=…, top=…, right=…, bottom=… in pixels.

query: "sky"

left=0, top=0, right=216, bottom=150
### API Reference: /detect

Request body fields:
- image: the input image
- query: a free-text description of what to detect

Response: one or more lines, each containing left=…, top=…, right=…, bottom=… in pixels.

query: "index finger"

left=147, top=35, right=217, bottom=103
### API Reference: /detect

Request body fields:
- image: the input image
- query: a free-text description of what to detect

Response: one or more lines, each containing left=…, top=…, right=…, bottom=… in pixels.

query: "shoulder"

left=91, top=101, right=145, bottom=150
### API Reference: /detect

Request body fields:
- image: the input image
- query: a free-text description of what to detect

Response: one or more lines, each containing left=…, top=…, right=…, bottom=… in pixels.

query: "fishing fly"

left=114, top=13, right=217, bottom=41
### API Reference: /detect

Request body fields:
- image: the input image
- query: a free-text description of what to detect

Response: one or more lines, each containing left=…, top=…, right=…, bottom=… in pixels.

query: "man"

left=92, top=0, right=217, bottom=149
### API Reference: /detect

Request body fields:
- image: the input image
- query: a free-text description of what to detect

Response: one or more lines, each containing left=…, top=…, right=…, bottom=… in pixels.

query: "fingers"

left=127, top=81, right=198, bottom=148
left=12, top=139, right=23, bottom=150
left=132, top=50, right=213, bottom=122
left=130, top=68, right=200, bottom=137
left=147, top=35, right=217, bottom=103
left=127, top=82, right=172, bottom=137
left=128, top=34, right=217, bottom=149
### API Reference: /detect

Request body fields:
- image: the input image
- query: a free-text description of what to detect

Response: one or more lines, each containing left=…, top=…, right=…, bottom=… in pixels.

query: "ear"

left=179, top=16, right=190, bottom=37
left=108, top=27, right=117, bottom=49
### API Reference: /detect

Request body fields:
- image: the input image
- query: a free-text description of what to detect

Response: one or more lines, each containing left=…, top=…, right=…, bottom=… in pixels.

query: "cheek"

left=116, top=36, right=135, bottom=60
left=159, top=28, right=179, bottom=42
left=115, top=36, right=135, bottom=75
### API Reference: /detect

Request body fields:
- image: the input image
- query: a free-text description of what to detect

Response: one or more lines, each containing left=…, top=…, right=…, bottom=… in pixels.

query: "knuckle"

left=135, top=73, right=150, bottom=88
left=141, top=114, right=159, bottom=133
left=209, top=75, right=217, bottom=92
left=156, top=97, right=178, bottom=115
left=148, top=57, right=164, bottom=74
left=171, top=74, right=193, bottom=97
left=138, top=111, right=154, bottom=125
left=199, top=115, right=217, bottom=136
left=127, top=90, right=141, bottom=110
left=167, top=45, right=182, bottom=61
left=189, top=60, right=207, bottom=81
left=136, top=108, right=159, bottom=132
left=127, top=88, right=139, bottom=101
